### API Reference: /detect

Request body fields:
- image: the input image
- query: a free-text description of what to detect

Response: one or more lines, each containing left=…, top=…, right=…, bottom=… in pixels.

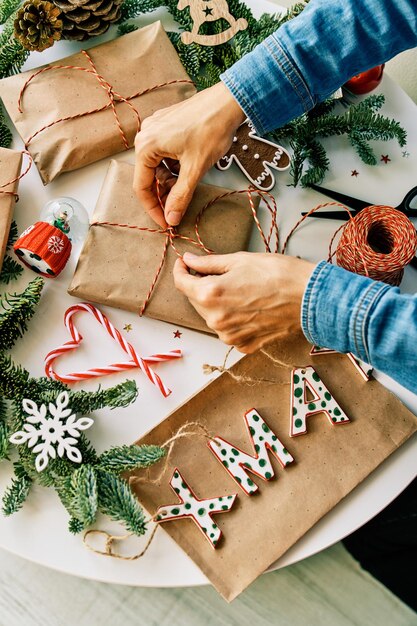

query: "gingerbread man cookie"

left=217, top=120, right=291, bottom=191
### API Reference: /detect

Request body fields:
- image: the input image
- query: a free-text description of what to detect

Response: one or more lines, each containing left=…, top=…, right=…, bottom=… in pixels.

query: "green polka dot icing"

left=208, top=409, right=294, bottom=496
left=290, top=366, right=350, bottom=437
left=154, top=468, right=237, bottom=549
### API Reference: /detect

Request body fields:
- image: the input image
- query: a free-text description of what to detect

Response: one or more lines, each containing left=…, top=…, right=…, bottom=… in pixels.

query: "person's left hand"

left=173, top=251, right=316, bottom=353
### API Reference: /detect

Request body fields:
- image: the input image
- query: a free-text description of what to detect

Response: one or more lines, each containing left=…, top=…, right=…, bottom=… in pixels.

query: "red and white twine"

left=283, top=202, right=417, bottom=286
left=18, top=50, right=194, bottom=150
left=91, top=183, right=279, bottom=316
left=0, top=150, right=32, bottom=201
left=44, top=303, right=182, bottom=397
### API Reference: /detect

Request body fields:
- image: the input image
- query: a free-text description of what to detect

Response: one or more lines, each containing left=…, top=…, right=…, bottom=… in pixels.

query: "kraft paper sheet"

left=132, top=336, right=417, bottom=601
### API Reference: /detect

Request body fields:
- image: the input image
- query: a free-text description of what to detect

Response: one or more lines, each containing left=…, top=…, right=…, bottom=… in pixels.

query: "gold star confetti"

left=123, top=324, right=132, bottom=332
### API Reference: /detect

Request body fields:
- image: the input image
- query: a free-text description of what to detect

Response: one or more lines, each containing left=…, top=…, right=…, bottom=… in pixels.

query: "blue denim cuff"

left=301, top=261, right=390, bottom=363
left=221, top=34, right=314, bottom=136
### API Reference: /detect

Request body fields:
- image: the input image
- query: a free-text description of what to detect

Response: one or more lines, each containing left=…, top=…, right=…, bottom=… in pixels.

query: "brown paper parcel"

left=0, top=148, right=22, bottom=268
left=68, top=160, right=260, bottom=333
left=0, top=22, right=195, bottom=184
left=131, top=336, right=417, bottom=601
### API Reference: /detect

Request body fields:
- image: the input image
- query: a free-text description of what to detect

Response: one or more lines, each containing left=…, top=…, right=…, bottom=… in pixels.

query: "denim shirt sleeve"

left=302, top=261, right=417, bottom=393
left=221, top=0, right=417, bottom=135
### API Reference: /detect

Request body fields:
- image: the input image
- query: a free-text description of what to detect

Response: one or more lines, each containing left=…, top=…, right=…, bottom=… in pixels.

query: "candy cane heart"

left=44, top=303, right=182, bottom=397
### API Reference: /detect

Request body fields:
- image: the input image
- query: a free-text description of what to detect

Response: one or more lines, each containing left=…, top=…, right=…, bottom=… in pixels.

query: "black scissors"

left=301, top=183, right=417, bottom=269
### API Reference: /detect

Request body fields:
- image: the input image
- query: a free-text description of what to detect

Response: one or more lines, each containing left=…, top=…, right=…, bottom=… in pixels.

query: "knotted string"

left=0, top=150, right=32, bottom=201
left=91, top=182, right=279, bottom=316
left=282, top=201, right=417, bottom=286
left=18, top=49, right=194, bottom=150
left=83, top=422, right=218, bottom=561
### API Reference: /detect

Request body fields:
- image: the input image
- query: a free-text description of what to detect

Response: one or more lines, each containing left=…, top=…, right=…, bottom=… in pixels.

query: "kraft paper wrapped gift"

left=0, top=148, right=23, bottom=268
left=131, top=336, right=417, bottom=601
left=0, top=22, right=196, bottom=184
left=68, top=160, right=261, bottom=333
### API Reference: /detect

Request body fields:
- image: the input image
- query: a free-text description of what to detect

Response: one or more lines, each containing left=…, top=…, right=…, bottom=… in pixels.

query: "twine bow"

left=0, top=150, right=32, bottom=201
left=18, top=50, right=194, bottom=150
left=91, top=181, right=279, bottom=316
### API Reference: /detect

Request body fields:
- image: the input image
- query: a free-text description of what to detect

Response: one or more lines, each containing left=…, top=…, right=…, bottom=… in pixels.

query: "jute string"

left=18, top=49, right=194, bottom=150
left=83, top=422, right=218, bottom=561
left=203, top=346, right=294, bottom=385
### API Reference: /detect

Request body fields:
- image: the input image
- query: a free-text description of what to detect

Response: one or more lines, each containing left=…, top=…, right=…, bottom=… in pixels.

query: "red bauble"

left=344, top=64, right=385, bottom=95
left=14, top=221, right=72, bottom=277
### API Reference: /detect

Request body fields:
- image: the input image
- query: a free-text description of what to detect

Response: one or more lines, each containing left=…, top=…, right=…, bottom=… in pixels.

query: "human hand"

left=133, top=81, right=246, bottom=228
left=173, top=252, right=316, bottom=353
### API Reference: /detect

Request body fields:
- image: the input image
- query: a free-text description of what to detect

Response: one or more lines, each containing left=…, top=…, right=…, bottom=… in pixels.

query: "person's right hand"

left=133, top=81, right=246, bottom=228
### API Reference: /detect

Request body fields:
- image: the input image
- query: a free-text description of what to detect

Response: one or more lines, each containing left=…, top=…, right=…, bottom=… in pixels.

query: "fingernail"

left=167, top=211, right=182, bottom=225
left=184, top=252, right=197, bottom=261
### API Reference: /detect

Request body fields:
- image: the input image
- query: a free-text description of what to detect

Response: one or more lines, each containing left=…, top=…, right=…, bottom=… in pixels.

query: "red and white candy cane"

left=44, top=303, right=181, bottom=397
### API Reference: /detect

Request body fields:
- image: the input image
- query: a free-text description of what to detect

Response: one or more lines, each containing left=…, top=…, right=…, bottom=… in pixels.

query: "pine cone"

left=53, top=0, right=123, bottom=41
left=14, top=0, right=63, bottom=52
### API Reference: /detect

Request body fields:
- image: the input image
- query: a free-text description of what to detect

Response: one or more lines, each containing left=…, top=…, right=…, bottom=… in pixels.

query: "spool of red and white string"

left=334, top=205, right=417, bottom=286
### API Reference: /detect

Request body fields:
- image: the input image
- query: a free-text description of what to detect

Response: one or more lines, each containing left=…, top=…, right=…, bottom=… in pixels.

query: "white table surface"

left=0, top=0, right=416, bottom=589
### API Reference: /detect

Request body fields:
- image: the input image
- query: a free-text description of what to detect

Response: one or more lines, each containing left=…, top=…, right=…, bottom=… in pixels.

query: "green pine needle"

left=0, top=276, right=44, bottom=350
left=68, top=517, right=85, bottom=534
left=97, top=470, right=147, bottom=536
left=0, top=255, right=24, bottom=284
left=6, top=221, right=18, bottom=251
left=69, top=380, right=138, bottom=414
left=0, top=33, right=29, bottom=78
left=117, top=22, right=138, bottom=36
left=2, top=472, right=32, bottom=515
left=98, top=444, right=166, bottom=474
left=118, top=0, right=158, bottom=22
left=0, top=0, right=22, bottom=24
left=56, top=465, right=98, bottom=528
left=0, top=421, right=10, bottom=460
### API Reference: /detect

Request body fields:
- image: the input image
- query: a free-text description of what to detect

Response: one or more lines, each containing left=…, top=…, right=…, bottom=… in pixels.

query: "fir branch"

left=69, top=380, right=138, bottom=414
left=97, top=470, right=147, bottom=536
left=6, top=221, right=18, bottom=251
left=0, top=421, right=10, bottom=460
left=2, top=471, right=32, bottom=515
left=299, top=140, right=330, bottom=187
left=349, top=130, right=378, bottom=166
left=98, top=444, right=166, bottom=474
left=0, top=255, right=24, bottom=284
left=0, top=0, right=22, bottom=24
left=117, top=21, right=138, bottom=36
left=68, top=517, right=85, bottom=534
left=0, top=31, right=29, bottom=78
left=117, top=0, right=158, bottom=22
left=0, top=276, right=44, bottom=349
left=56, top=465, right=98, bottom=528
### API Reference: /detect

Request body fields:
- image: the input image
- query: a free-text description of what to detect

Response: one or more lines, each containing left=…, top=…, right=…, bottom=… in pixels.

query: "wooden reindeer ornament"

left=217, top=120, right=291, bottom=191
left=178, top=0, right=248, bottom=45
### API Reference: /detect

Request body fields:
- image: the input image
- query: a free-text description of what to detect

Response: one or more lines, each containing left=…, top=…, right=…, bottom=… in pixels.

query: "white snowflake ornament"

left=10, top=391, right=94, bottom=472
